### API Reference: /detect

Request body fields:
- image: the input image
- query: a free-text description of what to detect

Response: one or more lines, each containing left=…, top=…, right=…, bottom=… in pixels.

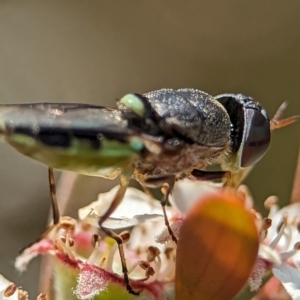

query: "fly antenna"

left=270, top=101, right=300, bottom=130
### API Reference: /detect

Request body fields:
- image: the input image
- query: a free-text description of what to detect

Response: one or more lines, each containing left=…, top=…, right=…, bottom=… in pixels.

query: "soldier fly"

left=0, top=88, right=298, bottom=294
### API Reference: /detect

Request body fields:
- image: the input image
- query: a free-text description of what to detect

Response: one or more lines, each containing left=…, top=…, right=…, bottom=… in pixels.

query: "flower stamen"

left=269, top=213, right=288, bottom=249
left=55, top=234, right=75, bottom=260
left=37, top=293, right=48, bottom=300
left=59, top=217, right=76, bottom=232
left=158, top=247, right=176, bottom=281
left=87, top=235, right=103, bottom=266
left=260, top=218, right=272, bottom=241
left=280, top=241, right=300, bottom=261
left=4, top=283, right=17, bottom=297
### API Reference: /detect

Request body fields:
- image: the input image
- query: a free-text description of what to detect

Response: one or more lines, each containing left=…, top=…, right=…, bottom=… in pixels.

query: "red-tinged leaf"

left=176, top=189, right=259, bottom=300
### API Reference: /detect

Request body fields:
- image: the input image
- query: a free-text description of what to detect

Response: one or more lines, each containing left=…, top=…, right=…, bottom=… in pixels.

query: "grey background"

left=0, top=0, right=300, bottom=298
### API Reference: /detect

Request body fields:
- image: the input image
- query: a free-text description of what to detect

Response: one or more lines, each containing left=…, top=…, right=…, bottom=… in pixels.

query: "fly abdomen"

left=36, top=129, right=103, bottom=150
left=0, top=103, right=142, bottom=175
left=37, top=130, right=73, bottom=149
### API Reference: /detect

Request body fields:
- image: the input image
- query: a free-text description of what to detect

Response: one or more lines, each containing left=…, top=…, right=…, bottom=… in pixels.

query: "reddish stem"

left=291, top=150, right=300, bottom=203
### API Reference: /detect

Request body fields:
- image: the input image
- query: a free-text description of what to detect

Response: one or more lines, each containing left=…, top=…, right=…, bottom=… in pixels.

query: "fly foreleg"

left=144, top=175, right=177, bottom=243
left=97, top=176, right=141, bottom=295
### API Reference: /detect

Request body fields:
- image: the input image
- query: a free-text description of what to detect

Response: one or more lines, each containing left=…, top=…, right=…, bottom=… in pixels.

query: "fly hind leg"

left=19, top=168, right=60, bottom=253
left=48, top=168, right=60, bottom=224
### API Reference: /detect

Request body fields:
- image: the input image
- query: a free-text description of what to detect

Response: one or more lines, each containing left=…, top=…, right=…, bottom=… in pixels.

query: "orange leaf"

left=176, top=189, right=259, bottom=300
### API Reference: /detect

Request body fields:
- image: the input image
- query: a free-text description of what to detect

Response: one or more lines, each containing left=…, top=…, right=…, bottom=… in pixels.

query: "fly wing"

left=0, top=103, right=154, bottom=176
left=0, top=103, right=132, bottom=138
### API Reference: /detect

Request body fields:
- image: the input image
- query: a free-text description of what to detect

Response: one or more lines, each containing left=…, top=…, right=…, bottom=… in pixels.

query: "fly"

left=0, top=88, right=298, bottom=294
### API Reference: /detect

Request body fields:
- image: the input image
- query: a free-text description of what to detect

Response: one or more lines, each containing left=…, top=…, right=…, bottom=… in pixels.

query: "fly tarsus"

left=100, top=225, right=142, bottom=295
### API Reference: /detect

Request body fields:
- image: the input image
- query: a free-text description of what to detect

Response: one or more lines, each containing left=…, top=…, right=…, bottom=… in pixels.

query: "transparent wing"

left=0, top=103, right=149, bottom=176
left=0, top=103, right=133, bottom=139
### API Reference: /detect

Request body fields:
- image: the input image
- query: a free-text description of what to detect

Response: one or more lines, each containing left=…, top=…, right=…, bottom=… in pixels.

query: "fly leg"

left=48, top=168, right=60, bottom=224
left=98, top=176, right=141, bottom=295
left=19, top=168, right=60, bottom=253
left=191, top=169, right=231, bottom=185
left=144, top=175, right=177, bottom=243
left=161, top=176, right=177, bottom=243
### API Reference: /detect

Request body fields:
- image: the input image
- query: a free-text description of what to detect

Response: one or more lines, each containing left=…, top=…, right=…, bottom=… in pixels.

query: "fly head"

left=215, top=93, right=271, bottom=169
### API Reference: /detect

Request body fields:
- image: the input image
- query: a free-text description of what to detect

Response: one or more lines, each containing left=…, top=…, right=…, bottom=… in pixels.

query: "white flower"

left=272, top=263, right=300, bottom=300
left=170, top=178, right=222, bottom=214
left=249, top=198, right=300, bottom=297
left=14, top=180, right=259, bottom=300
left=0, top=275, right=26, bottom=300
left=79, top=185, right=170, bottom=229
left=16, top=186, right=179, bottom=300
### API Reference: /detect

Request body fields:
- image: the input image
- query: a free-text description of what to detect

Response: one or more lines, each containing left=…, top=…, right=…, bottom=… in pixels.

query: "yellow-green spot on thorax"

left=119, top=94, right=145, bottom=117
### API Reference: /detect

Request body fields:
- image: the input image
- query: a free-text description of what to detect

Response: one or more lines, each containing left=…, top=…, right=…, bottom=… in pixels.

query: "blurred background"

left=0, top=0, right=300, bottom=297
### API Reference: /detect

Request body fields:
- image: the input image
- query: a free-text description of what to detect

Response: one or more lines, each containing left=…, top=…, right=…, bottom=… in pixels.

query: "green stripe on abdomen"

left=6, top=134, right=137, bottom=177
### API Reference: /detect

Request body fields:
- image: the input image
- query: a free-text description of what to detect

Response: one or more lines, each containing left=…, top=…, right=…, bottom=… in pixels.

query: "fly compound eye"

left=215, top=93, right=271, bottom=169
left=239, top=108, right=270, bottom=168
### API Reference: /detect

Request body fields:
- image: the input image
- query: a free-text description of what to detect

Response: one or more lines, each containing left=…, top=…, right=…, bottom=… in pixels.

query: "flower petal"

left=171, top=178, right=222, bottom=214
left=267, top=203, right=300, bottom=250
left=176, top=189, right=259, bottom=300
left=15, top=239, right=54, bottom=271
left=258, top=243, right=281, bottom=266
left=273, top=263, right=300, bottom=300
left=79, top=186, right=166, bottom=229
left=0, top=275, right=19, bottom=299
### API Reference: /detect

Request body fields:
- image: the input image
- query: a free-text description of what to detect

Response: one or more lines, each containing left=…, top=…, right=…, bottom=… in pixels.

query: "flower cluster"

left=1, top=153, right=299, bottom=300
left=249, top=196, right=300, bottom=299
left=13, top=179, right=257, bottom=299
left=15, top=184, right=180, bottom=300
